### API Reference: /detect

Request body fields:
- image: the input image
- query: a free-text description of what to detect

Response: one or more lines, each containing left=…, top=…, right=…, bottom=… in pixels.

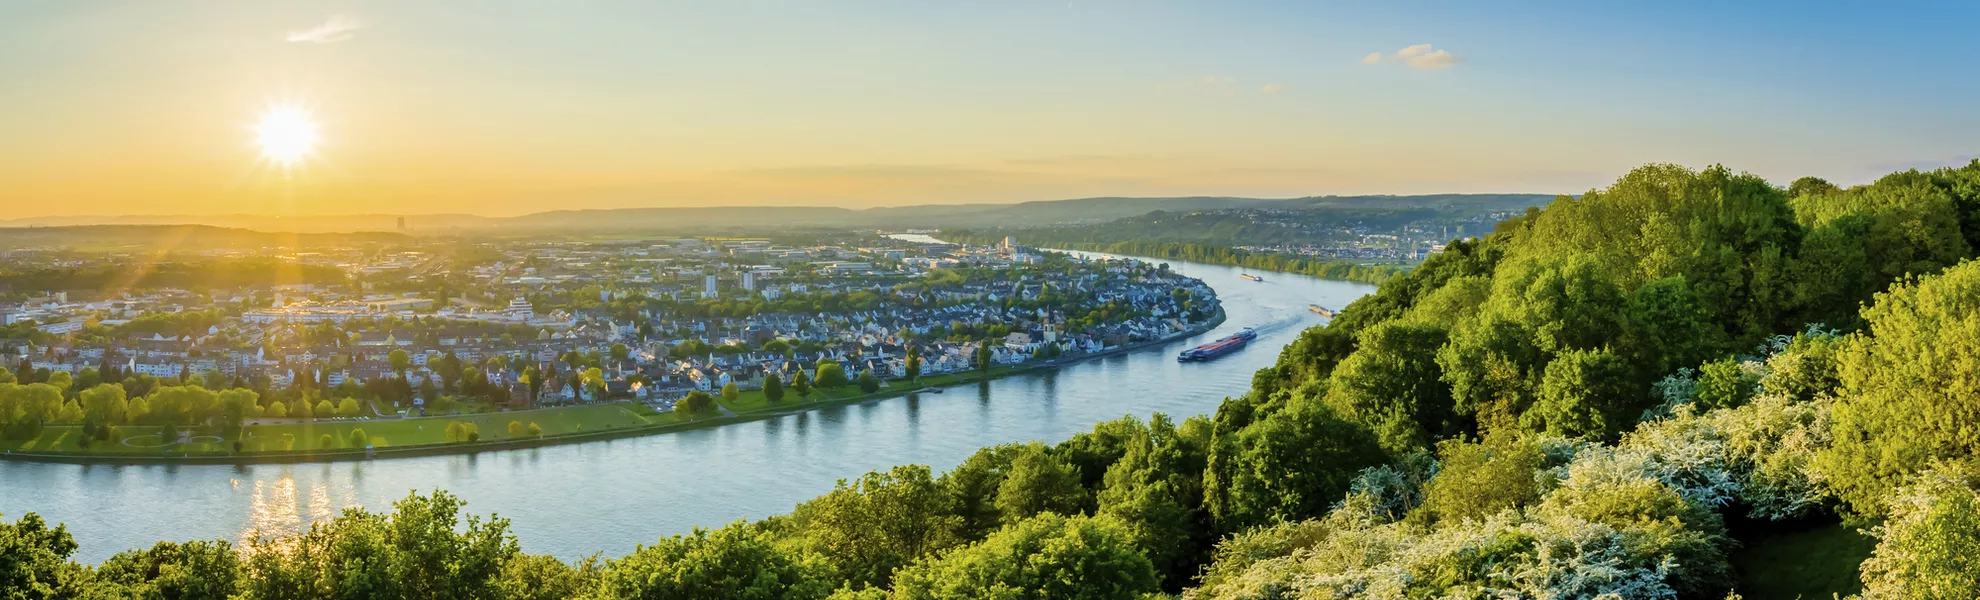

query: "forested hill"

left=947, top=194, right=1550, bottom=247
left=8, top=163, right=1980, bottom=598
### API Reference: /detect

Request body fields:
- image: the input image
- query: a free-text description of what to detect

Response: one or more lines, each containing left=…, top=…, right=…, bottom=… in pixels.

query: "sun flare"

left=255, top=105, right=319, bottom=167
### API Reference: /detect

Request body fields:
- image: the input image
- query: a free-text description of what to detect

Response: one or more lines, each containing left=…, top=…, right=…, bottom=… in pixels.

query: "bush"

left=508, top=421, right=523, bottom=437
left=890, top=513, right=1157, bottom=600
left=527, top=422, right=543, bottom=436
left=1695, top=357, right=1760, bottom=411
left=350, top=429, right=368, bottom=447
left=1413, top=434, right=1550, bottom=525
left=1858, top=461, right=1980, bottom=598
left=1821, top=260, right=1980, bottom=518
left=318, top=433, right=334, bottom=449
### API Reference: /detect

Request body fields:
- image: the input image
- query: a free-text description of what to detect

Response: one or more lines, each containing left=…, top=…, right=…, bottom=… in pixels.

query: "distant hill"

left=0, top=224, right=413, bottom=250
left=0, top=193, right=1558, bottom=235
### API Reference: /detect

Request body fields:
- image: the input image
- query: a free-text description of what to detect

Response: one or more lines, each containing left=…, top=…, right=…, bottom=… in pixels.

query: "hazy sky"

left=3, top=1, right=1977, bottom=217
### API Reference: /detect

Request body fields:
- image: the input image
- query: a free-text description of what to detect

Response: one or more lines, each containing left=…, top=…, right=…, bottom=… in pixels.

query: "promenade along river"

left=0, top=252, right=1377, bottom=563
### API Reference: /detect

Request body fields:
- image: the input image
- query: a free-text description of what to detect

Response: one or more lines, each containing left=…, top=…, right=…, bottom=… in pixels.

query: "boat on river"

left=1178, top=328, right=1258, bottom=361
left=1309, top=304, right=1336, bottom=317
left=1241, top=273, right=1264, bottom=281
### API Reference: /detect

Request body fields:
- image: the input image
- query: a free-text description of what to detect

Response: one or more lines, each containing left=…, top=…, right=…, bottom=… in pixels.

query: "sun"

left=254, top=105, right=319, bottom=167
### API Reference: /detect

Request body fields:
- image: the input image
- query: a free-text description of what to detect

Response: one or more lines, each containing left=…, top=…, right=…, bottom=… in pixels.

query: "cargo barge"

left=1178, top=328, right=1258, bottom=361
left=1309, top=304, right=1335, bottom=318
left=1241, top=273, right=1264, bottom=281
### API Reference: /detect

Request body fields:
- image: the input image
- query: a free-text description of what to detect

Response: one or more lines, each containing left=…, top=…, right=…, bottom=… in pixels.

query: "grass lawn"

left=0, top=402, right=684, bottom=456
left=0, top=365, right=1044, bottom=460
left=712, top=367, right=1026, bottom=414
left=1733, top=521, right=1877, bottom=600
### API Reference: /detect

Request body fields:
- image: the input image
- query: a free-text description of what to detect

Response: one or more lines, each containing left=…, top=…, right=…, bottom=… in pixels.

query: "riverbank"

left=0, top=308, right=1225, bottom=466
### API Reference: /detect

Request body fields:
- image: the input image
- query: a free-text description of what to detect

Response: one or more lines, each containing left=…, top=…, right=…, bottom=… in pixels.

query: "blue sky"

left=1, top=1, right=1975, bottom=215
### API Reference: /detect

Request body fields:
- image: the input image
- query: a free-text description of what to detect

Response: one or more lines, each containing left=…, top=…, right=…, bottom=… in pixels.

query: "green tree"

left=789, top=464, right=962, bottom=589
left=335, top=397, right=362, bottom=418
left=855, top=369, right=880, bottom=394
left=721, top=381, right=739, bottom=403
left=596, top=522, right=824, bottom=599
left=387, top=349, right=411, bottom=379
left=994, top=442, right=1088, bottom=524
left=1411, top=434, right=1549, bottom=525
left=508, top=421, right=524, bottom=437
left=350, top=428, right=369, bottom=447
left=95, top=539, right=241, bottom=599
left=582, top=367, right=605, bottom=401
left=0, top=512, right=87, bottom=599
left=241, top=490, right=518, bottom=600
left=1095, top=414, right=1214, bottom=589
left=1321, top=320, right=1454, bottom=454
left=904, top=346, right=922, bottom=382
left=528, top=422, right=543, bottom=437
left=1822, top=260, right=1980, bottom=518
left=1204, top=399, right=1387, bottom=532
left=762, top=374, right=784, bottom=403
left=678, top=390, right=715, bottom=416
left=1857, top=461, right=1980, bottom=599
left=609, top=343, right=629, bottom=361
left=1694, top=357, right=1756, bottom=411
left=792, top=370, right=812, bottom=398
left=1522, top=347, right=1636, bottom=441
left=78, top=383, right=129, bottom=428
left=890, top=512, right=1158, bottom=600
left=218, top=388, right=260, bottom=430
left=938, top=444, right=1023, bottom=541
left=815, top=360, right=850, bottom=389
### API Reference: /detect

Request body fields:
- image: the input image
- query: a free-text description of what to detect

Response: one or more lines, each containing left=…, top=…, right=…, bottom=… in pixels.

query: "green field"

left=713, top=367, right=1026, bottom=414
left=0, top=359, right=1100, bottom=461
left=0, top=403, right=684, bottom=456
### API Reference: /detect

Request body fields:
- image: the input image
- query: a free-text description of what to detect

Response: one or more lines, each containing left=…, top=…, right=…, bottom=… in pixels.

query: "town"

left=0, top=234, right=1220, bottom=446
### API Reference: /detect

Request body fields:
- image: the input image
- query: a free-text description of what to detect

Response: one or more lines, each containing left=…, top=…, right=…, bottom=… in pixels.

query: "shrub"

left=318, top=433, right=334, bottom=449
left=350, top=429, right=368, bottom=447
left=527, top=422, right=543, bottom=436
left=1858, top=461, right=1980, bottom=598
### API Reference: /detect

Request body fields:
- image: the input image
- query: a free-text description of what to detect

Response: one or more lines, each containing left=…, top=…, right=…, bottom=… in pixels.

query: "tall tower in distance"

left=397, top=216, right=406, bottom=231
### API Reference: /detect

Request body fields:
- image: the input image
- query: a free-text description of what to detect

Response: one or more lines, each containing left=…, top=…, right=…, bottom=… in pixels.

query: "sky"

left=2, top=0, right=1978, bottom=217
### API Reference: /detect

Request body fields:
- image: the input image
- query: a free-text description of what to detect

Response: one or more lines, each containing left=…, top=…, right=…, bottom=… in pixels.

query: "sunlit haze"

left=3, top=1, right=1978, bottom=217
left=254, top=105, right=319, bottom=168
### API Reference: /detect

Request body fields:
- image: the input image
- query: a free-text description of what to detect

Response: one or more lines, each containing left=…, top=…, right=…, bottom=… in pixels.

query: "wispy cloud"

left=1361, top=44, right=1464, bottom=69
left=1260, top=83, right=1285, bottom=94
left=285, top=15, right=362, bottom=43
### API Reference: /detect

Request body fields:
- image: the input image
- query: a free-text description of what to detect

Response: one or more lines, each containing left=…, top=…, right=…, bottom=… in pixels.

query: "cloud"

left=1199, top=75, right=1233, bottom=86
left=1404, top=49, right=1463, bottom=69
left=286, top=15, right=362, bottom=43
left=1260, top=83, right=1285, bottom=94
left=1361, top=44, right=1464, bottom=69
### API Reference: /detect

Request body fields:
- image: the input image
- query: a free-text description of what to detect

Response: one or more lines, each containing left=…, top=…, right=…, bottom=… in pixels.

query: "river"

left=0, top=252, right=1375, bottom=563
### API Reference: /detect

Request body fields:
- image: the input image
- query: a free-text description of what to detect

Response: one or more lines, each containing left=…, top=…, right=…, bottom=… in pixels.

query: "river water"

left=0, top=252, right=1375, bottom=563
